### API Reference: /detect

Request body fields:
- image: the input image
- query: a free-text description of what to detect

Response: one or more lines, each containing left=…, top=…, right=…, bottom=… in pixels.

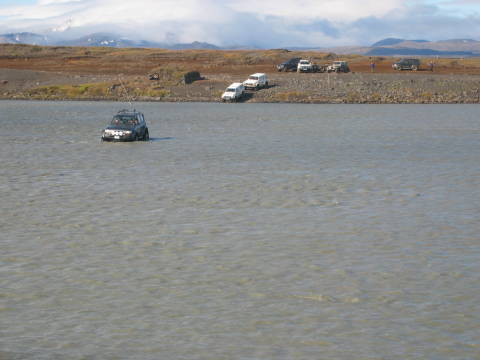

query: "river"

left=1, top=101, right=479, bottom=359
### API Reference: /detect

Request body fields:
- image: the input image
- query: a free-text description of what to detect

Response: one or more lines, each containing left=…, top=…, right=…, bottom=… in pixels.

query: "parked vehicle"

left=221, top=82, right=245, bottom=102
left=276, top=57, right=301, bottom=72
left=297, top=59, right=314, bottom=72
left=392, top=58, right=420, bottom=71
left=297, top=59, right=312, bottom=72
left=243, top=73, right=269, bottom=90
left=296, top=59, right=325, bottom=73
left=101, top=109, right=149, bottom=142
left=327, top=61, right=350, bottom=73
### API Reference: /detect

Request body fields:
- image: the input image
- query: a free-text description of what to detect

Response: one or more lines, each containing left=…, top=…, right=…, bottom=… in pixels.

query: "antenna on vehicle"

left=118, top=76, right=133, bottom=110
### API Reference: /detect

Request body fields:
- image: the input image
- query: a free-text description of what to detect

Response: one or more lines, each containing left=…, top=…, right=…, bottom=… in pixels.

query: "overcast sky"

left=0, top=0, right=479, bottom=47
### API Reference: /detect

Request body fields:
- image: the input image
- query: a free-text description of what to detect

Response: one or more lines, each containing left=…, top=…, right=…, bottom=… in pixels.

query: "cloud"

left=0, top=0, right=479, bottom=47
left=227, top=0, right=403, bottom=22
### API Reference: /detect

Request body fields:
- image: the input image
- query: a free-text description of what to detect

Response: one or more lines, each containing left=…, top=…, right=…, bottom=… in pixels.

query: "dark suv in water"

left=101, top=109, right=149, bottom=142
left=276, top=57, right=301, bottom=72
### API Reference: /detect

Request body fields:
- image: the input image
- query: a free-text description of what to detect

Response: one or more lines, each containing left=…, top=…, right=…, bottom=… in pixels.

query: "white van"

left=221, top=82, right=245, bottom=102
left=243, top=73, right=268, bottom=90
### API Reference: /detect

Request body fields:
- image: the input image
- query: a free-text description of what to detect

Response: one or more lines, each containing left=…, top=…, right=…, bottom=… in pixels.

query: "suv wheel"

left=144, top=129, right=149, bottom=141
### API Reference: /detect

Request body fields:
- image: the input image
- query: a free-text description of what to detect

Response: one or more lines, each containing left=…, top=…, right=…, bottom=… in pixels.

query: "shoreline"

left=2, top=69, right=479, bottom=104
left=3, top=97, right=479, bottom=104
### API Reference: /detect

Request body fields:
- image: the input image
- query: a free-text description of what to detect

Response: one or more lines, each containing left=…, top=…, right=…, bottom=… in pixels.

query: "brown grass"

left=3, top=43, right=480, bottom=77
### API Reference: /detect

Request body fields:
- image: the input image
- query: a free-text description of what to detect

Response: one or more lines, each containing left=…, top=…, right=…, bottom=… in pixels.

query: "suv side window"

left=136, top=114, right=141, bottom=124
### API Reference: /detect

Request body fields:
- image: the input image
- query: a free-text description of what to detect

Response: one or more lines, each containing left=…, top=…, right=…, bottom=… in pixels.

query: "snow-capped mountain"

left=0, top=31, right=220, bottom=50
left=0, top=32, right=50, bottom=45
left=2, top=32, right=480, bottom=56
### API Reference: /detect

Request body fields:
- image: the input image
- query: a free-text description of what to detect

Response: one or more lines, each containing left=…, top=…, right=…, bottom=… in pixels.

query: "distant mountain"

left=58, top=33, right=164, bottom=48
left=371, top=38, right=428, bottom=47
left=0, top=32, right=50, bottom=45
left=436, top=38, right=476, bottom=44
left=168, top=41, right=219, bottom=50
left=0, top=31, right=220, bottom=50
left=2, top=32, right=480, bottom=56
left=369, top=38, right=480, bottom=56
left=371, top=38, right=404, bottom=47
left=366, top=47, right=475, bottom=57
left=62, top=34, right=220, bottom=49
left=321, top=38, right=480, bottom=57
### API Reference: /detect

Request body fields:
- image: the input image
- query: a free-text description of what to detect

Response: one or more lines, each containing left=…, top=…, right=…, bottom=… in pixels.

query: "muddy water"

left=1, top=101, right=479, bottom=359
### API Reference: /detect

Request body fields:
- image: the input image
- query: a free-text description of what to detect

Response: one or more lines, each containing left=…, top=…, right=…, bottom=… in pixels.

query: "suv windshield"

left=226, top=88, right=236, bottom=92
left=111, top=115, right=137, bottom=125
left=249, top=76, right=259, bottom=80
left=300, top=60, right=309, bottom=64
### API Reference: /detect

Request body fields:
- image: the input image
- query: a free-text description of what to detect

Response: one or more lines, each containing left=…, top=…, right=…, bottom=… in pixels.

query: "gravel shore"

left=1, top=68, right=480, bottom=103
left=216, top=71, right=480, bottom=104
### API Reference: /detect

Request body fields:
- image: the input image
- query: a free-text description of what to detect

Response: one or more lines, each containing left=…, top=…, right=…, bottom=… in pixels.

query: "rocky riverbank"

left=289, top=72, right=480, bottom=103
left=203, top=72, right=480, bottom=104
left=1, top=68, right=480, bottom=104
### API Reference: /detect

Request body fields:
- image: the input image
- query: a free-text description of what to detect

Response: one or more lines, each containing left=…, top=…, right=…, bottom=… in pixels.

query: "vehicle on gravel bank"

left=327, top=61, right=350, bottom=73
left=243, top=73, right=269, bottom=90
left=276, top=57, right=301, bottom=72
left=392, top=58, right=421, bottom=71
left=101, top=109, right=149, bottom=142
left=297, top=59, right=326, bottom=73
left=221, top=82, right=245, bottom=102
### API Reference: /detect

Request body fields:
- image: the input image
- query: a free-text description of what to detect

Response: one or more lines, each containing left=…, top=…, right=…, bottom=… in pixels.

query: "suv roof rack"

left=117, top=109, right=137, bottom=114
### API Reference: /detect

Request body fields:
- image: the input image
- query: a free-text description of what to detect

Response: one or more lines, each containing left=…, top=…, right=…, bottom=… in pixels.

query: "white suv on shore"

left=221, top=82, right=245, bottom=102
left=243, top=73, right=268, bottom=90
left=327, top=61, right=350, bottom=73
left=297, top=60, right=314, bottom=72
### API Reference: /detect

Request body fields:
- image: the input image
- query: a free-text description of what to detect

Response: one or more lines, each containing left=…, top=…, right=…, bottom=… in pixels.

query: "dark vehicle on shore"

left=276, top=57, right=301, bottom=72
left=392, top=58, right=420, bottom=71
left=101, top=109, right=149, bottom=142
